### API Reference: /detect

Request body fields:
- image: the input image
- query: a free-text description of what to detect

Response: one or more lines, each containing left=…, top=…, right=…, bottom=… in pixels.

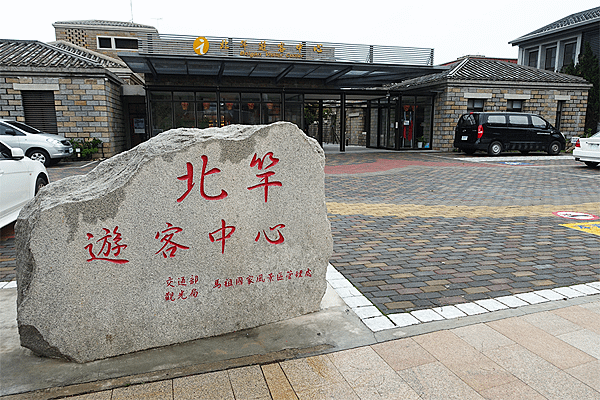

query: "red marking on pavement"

left=325, top=159, right=502, bottom=174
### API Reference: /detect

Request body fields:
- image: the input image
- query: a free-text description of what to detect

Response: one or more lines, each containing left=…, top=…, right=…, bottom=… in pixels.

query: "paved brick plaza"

left=2, top=152, right=599, bottom=315
left=325, top=151, right=600, bottom=314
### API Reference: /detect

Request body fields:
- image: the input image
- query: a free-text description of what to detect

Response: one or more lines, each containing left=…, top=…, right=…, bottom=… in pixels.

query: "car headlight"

left=46, top=138, right=62, bottom=146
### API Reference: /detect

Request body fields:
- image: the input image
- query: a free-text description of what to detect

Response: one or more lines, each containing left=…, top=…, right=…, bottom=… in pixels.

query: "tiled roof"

left=53, top=20, right=157, bottom=30
left=511, top=7, right=600, bottom=43
left=0, top=39, right=104, bottom=69
left=390, top=58, right=590, bottom=89
left=49, top=41, right=126, bottom=68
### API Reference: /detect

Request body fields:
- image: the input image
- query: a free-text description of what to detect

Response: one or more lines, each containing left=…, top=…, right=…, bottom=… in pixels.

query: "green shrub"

left=69, top=138, right=103, bottom=159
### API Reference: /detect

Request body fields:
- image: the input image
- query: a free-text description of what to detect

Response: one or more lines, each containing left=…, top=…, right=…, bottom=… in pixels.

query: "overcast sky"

left=2, top=1, right=598, bottom=65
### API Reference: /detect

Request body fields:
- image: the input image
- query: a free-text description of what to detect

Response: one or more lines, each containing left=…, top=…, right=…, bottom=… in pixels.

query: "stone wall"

left=432, top=84, right=589, bottom=151
left=0, top=73, right=126, bottom=158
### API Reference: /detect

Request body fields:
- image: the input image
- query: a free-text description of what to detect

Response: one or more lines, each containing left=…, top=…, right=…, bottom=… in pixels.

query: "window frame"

left=96, top=36, right=139, bottom=50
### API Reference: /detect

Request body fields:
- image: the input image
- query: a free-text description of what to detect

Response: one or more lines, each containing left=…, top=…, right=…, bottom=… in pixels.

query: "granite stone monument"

left=16, top=122, right=332, bottom=363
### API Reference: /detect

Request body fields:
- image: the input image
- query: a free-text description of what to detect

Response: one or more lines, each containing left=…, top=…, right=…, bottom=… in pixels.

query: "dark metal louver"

left=21, top=91, right=58, bottom=134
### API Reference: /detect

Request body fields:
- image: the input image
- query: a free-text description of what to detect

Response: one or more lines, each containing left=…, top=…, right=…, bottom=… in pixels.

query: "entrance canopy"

left=119, top=35, right=445, bottom=88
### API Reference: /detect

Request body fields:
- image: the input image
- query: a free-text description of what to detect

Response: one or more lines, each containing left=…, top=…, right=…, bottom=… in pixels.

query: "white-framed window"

left=526, top=49, right=539, bottom=68
left=562, top=42, right=577, bottom=68
left=544, top=46, right=557, bottom=70
left=97, top=36, right=138, bottom=50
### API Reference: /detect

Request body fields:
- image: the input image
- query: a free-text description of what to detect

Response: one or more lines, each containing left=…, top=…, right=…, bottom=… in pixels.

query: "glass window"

left=241, top=93, right=261, bottom=102
left=545, top=47, right=557, bottom=70
left=196, top=92, right=217, bottom=102
left=197, top=101, right=217, bottom=128
left=98, top=37, right=112, bottom=49
left=284, top=102, right=303, bottom=129
left=459, top=114, right=477, bottom=126
left=508, top=115, right=529, bottom=126
left=262, top=101, right=281, bottom=124
left=262, top=93, right=281, bottom=102
left=369, top=105, right=378, bottom=147
left=173, top=92, right=194, bottom=101
left=242, top=100, right=261, bottom=124
left=531, top=115, right=547, bottom=128
left=174, top=101, right=195, bottom=128
left=151, top=102, right=173, bottom=135
left=220, top=101, right=239, bottom=126
left=507, top=100, right=522, bottom=112
left=563, top=42, right=577, bottom=67
left=285, top=94, right=303, bottom=102
left=114, top=38, right=138, bottom=50
left=527, top=50, right=538, bottom=68
left=220, top=93, right=239, bottom=101
left=149, top=91, right=172, bottom=101
left=467, top=99, right=484, bottom=113
left=487, top=115, right=506, bottom=125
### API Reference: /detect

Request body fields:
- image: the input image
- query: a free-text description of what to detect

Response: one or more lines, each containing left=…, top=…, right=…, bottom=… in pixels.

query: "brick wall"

left=54, top=27, right=148, bottom=59
left=432, top=84, right=589, bottom=151
left=0, top=76, right=25, bottom=120
left=0, top=73, right=126, bottom=158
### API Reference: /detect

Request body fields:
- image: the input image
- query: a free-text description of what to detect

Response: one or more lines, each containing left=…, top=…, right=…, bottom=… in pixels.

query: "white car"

left=573, top=132, right=600, bottom=168
left=0, top=140, right=49, bottom=228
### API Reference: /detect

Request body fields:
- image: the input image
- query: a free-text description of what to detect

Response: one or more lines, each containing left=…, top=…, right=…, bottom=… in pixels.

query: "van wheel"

left=584, top=161, right=599, bottom=168
left=488, top=141, right=502, bottom=156
left=547, top=141, right=561, bottom=155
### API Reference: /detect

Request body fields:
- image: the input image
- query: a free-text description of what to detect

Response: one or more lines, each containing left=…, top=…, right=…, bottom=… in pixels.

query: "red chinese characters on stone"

left=255, top=224, right=285, bottom=244
left=177, top=155, right=228, bottom=203
left=165, top=274, right=199, bottom=301
left=155, top=223, right=190, bottom=258
left=85, top=226, right=129, bottom=264
left=247, top=152, right=282, bottom=202
left=212, top=268, right=312, bottom=289
left=209, top=219, right=236, bottom=254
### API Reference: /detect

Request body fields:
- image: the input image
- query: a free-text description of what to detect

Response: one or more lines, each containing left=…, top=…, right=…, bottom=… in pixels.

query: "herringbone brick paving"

left=325, top=152, right=600, bottom=314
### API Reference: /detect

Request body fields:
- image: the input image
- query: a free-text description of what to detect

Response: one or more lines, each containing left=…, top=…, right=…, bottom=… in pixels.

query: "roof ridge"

left=447, top=58, right=470, bottom=77
left=49, top=40, right=126, bottom=67
left=43, top=41, right=105, bottom=67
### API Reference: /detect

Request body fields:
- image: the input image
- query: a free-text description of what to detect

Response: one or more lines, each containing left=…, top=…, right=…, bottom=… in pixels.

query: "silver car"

left=0, top=120, right=73, bottom=166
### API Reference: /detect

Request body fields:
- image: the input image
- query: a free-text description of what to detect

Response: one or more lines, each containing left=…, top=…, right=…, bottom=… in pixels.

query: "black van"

left=454, top=112, right=566, bottom=156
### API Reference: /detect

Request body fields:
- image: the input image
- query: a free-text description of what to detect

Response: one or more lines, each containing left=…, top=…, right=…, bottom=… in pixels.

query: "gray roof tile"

left=49, top=41, right=125, bottom=68
left=390, top=58, right=590, bottom=89
left=53, top=20, right=157, bottom=30
left=511, top=7, right=600, bottom=43
left=0, top=39, right=104, bottom=69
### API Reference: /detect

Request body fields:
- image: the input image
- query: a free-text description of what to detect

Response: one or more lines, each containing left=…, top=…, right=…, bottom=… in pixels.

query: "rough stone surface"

left=16, top=122, right=332, bottom=363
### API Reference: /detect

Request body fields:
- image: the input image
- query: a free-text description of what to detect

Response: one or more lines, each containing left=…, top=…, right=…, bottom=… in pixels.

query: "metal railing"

left=139, top=34, right=435, bottom=66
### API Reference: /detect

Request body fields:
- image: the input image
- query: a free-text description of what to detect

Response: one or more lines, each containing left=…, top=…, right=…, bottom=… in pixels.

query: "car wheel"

left=26, top=149, right=51, bottom=167
left=584, top=161, right=599, bottom=168
left=488, top=141, right=502, bottom=156
left=35, top=175, right=48, bottom=195
left=547, top=141, right=561, bottom=155
left=464, top=149, right=476, bottom=155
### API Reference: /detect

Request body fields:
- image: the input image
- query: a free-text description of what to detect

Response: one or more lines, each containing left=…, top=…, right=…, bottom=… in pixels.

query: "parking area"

left=2, top=152, right=599, bottom=315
